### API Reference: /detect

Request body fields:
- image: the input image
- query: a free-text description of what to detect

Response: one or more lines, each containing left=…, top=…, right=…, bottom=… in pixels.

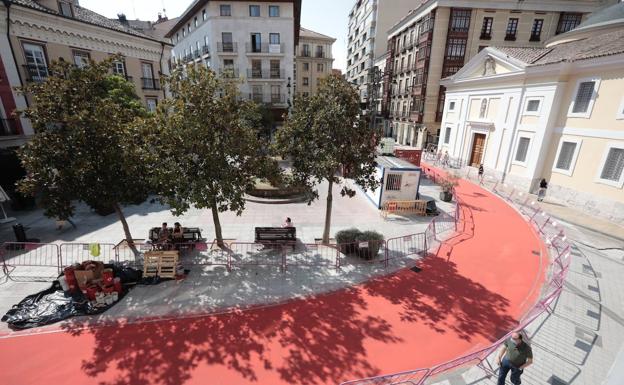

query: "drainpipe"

left=2, top=0, right=28, bottom=108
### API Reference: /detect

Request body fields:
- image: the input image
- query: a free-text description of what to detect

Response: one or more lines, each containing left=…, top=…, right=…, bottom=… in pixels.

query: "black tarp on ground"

left=1, top=265, right=143, bottom=330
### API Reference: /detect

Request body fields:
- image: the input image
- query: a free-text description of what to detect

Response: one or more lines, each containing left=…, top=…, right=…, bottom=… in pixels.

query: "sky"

left=80, top=0, right=351, bottom=71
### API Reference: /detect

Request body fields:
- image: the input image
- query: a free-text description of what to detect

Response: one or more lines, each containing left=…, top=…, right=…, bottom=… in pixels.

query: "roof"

left=8, top=0, right=171, bottom=44
left=299, top=27, right=335, bottom=42
left=376, top=156, right=420, bottom=170
left=493, top=28, right=624, bottom=67
left=575, top=1, right=624, bottom=31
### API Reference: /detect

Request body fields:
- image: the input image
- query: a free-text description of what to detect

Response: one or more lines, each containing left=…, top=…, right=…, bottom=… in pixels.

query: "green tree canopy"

left=17, top=57, right=152, bottom=249
left=275, top=74, right=380, bottom=243
left=154, top=65, right=277, bottom=247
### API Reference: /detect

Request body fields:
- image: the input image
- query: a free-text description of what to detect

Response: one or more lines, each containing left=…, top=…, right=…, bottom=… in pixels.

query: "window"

left=598, top=146, right=624, bottom=187
left=569, top=79, right=600, bottom=118
left=317, top=63, right=323, bottom=72
left=22, top=42, right=48, bottom=82
left=303, top=77, right=309, bottom=86
left=270, top=60, right=280, bottom=78
left=194, top=17, right=198, bottom=27
left=72, top=50, right=90, bottom=68
left=448, top=101, right=456, bottom=112
left=220, top=5, right=231, bottom=16
left=183, top=28, right=186, bottom=37
left=303, top=62, right=309, bottom=71
left=480, top=17, right=493, bottom=39
left=479, top=99, right=488, bottom=119
left=553, top=140, right=581, bottom=175
left=385, top=174, right=402, bottom=191
left=444, top=127, right=451, bottom=144
left=269, top=33, right=280, bottom=45
left=316, top=45, right=324, bottom=58
left=557, top=13, right=582, bottom=34
left=302, top=44, right=310, bottom=57
left=146, top=98, right=158, bottom=113
left=514, top=137, right=530, bottom=163
left=58, top=1, right=73, bottom=17
left=187, top=24, right=191, bottom=33
left=506, top=18, right=518, bottom=40
left=221, top=32, right=233, bottom=51
left=202, top=9, right=207, bottom=20
left=251, top=59, right=262, bottom=78
left=617, top=98, right=624, bottom=120
left=446, top=38, right=466, bottom=60
left=249, top=5, right=260, bottom=17
left=525, top=99, right=541, bottom=115
left=530, top=19, right=543, bottom=41
left=450, top=9, right=471, bottom=33
left=269, top=5, right=280, bottom=17
left=251, top=33, right=262, bottom=52
left=113, top=61, right=126, bottom=77
left=271, top=85, right=281, bottom=103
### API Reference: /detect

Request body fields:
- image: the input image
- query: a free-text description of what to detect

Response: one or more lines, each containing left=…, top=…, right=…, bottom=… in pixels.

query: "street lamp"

left=286, top=77, right=292, bottom=116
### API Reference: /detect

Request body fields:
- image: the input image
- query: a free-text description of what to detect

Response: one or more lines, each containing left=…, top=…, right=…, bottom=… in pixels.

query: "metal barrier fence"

left=338, top=163, right=573, bottom=385
left=0, top=242, right=60, bottom=281
left=59, top=243, right=117, bottom=267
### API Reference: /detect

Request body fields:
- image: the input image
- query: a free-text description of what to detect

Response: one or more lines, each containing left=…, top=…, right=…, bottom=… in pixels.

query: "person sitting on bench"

left=172, top=222, right=184, bottom=242
left=282, top=217, right=294, bottom=228
left=158, top=222, right=170, bottom=243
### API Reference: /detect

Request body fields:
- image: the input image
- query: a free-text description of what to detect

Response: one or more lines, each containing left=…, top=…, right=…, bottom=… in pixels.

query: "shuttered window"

left=515, top=137, right=530, bottom=162
left=572, top=81, right=595, bottom=113
left=555, top=142, right=577, bottom=170
left=386, top=174, right=402, bottom=191
left=600, top=148, right=624, bottom=182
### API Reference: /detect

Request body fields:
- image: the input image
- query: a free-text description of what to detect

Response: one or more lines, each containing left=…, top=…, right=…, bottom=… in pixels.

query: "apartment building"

left=167, top=0, right=301, bottom=123
left=437, top=2, right=624, bottom=223
left=382, top=0, right=615, bottom=149
left=295, top=27, right=335, bottom=97
left=0, top=0, right=173, bottom=148
left=345, top=0, right=414, bottom=103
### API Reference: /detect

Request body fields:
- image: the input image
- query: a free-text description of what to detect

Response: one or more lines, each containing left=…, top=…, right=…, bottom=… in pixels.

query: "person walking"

left=478, top=164, right=484, bottom=185
left=496, top=332, right=533, bottom=385
left=537, top=178, right=548, bottom=202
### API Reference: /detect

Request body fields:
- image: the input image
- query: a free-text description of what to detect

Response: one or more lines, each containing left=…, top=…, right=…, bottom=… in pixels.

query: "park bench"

left=255, top=227, right=297, bottom=250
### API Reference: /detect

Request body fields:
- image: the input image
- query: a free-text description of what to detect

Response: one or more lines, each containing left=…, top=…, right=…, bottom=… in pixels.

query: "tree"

left=154, top=65, right=276, bottom=248
left=276, top=74, right=380, bottom=244
left=17, top=57, right=153, bottom=252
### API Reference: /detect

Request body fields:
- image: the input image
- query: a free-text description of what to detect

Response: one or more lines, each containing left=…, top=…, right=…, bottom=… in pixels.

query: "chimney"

left=155, top=12, right=168, bottom=24
left=117, top=13, right=129, bottom=26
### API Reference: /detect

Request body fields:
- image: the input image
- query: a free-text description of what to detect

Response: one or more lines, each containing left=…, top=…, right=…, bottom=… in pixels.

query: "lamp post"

left=286, top=77, right=292, bottom=117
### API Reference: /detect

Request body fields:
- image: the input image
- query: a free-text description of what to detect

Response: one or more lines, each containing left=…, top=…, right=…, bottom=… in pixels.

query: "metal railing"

left=1, top=118, right=19, bottom=136
left=217, top=42, right=238, bottom=53
left=141, top=77, right=161, bottom=90
left=245, top=43, right=284, bottom=54
left=246, top=69, right=286, bottom=80
left=219, top=67, right=240, bottom=78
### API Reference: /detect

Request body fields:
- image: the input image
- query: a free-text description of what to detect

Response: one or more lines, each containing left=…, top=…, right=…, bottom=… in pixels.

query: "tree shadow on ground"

left=61, top=286, right=402, bottom=385
left=364, top=254, right=517, bottom=342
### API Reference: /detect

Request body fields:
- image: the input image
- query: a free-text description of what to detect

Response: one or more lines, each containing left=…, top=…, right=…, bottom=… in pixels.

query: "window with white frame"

left=525, top=98, right=541, bottom=114
left=597, top=144, right=624, bottom=187
left=569, top=78, right=600, bottom=118
left=146, top=98, right=158, bottom=113
left=444, top=127, right=451, bottom=144
left=479, top=98, right=488, bottom=119
left=553, top=139, right=581, bottom=175
left=72, top=50, right=90, bottom=68
left=515, top=137, right=530, bottom=163
left=386, top=174, right=402, bottom=191
left=448, top=101, right=456, bottom=112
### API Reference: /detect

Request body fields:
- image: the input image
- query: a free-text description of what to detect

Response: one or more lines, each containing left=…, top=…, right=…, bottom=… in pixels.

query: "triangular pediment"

left=445, top=48, right=527, bottom=83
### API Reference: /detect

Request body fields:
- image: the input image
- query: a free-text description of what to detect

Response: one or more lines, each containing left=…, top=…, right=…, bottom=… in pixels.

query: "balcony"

left=245, top=43, right=284, bottom=54
left=529, top=34, right=541, bottom=42
left=217, top=42, right=238, bottom=54
left=248, top=93, right=286, bottom=106
left=1, top=118, right=18, bottom=136
left=141, top=77, right=160, bottom=90
left=246, top=69, right=286, bottom=80
left=220, top=67, right=240, bottom=78
left=22, top=64, right=48, bottom=82
left=505, top=34, right=517, bottom=41
left=301, top=51, right=311, bottom=57
left=202, top=45, right=210, bottom=55
left=315, top=51, right=326, bottom=58
left=183, top=54, right=193, bottom=62
left=480, top=32, right=491, bottom=40
left=193, top=49, right=201, bottom=59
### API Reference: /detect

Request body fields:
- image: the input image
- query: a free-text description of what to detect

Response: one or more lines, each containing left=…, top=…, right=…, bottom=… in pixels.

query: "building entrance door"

left=469, top=133, right=486, bottom=167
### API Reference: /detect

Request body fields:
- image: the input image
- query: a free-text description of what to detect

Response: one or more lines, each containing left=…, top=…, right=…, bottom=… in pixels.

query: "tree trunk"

left=211, top=198, right=225, bottom=248
left=113, top=202, right=138, bottom=256
left=322, top=180, right=333, bottom=244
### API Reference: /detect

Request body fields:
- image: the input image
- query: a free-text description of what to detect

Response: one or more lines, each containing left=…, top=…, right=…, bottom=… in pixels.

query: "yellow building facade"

left=295, top=27, right=335, bottom=97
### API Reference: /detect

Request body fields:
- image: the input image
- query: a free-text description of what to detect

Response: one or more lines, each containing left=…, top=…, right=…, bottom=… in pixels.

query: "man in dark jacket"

left=496, top=332, right=533, bottom=385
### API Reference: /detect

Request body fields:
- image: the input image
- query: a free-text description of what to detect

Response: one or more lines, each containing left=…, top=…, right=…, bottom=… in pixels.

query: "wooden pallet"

left=143, top=251, right=179, bottom=279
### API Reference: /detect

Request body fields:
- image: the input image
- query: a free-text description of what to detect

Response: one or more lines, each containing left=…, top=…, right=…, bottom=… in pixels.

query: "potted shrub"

left=439, top=173, right=459, bottom=202
left=336, top=228, right=362, bottom=255
left=356, top=230, right=385, bottom=260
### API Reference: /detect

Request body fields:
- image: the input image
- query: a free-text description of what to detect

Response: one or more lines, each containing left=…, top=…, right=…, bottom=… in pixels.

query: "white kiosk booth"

left=362, top=156, right=422, bottom=209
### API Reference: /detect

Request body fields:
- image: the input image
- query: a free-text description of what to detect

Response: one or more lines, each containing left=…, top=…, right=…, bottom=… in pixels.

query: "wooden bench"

left=255, top=227, right=297, bottom=249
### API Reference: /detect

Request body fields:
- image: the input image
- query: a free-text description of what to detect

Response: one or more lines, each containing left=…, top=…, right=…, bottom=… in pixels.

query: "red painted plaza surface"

left=0, top=174, right=548, bottom=385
